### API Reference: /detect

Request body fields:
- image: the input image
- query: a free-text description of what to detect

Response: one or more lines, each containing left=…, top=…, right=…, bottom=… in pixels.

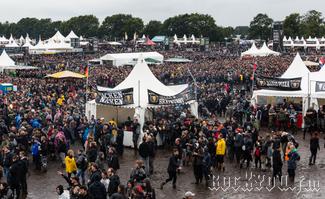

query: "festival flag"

left=319, top=56, right=325, bottom=68
left=84, top=66, right=89, bottom=78
left=253, top=63, right=257, bottom=71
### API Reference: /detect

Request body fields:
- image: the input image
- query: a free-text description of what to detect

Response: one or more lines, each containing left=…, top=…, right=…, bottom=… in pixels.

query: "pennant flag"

left=84, top=66, right=89, bottom=78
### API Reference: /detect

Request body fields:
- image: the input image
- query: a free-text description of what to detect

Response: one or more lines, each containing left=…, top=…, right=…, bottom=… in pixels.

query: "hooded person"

left=88, top=172, right=107, bottom=199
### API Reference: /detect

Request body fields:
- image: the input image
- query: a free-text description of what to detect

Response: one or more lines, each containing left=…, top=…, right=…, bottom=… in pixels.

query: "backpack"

left=31, top=143, right=40, bottom=156
left=77, top=155, right=88, bottom=170
left=254, top=148, right=261, bottom=157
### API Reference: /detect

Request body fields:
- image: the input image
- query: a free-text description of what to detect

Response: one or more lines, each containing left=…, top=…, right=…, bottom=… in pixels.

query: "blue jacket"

left=287, top=149, right=300, bottom=170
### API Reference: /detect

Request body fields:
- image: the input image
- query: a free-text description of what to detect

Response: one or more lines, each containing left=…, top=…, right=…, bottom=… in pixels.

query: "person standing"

left=76, top=149, right=88, bottom=185
left=309, top=132, right=320, bottom=165
left=7, top=155, right=21, bottom=199
left=272, top=147, right=283, bottom=185
left=287, top=145, right=300, bottom=182
left=215, top=134, right=226, bottom=172
left=132, top=119, right=140, bottom=155
left=65, top=150, right=77, bottom=178
left=107, top=147, right=120, bottom=171
left=192, top=144, right=204, bottom=184
left=160, top=148, right=181, bottom=189
left=139, top=136, right=150, bottom=176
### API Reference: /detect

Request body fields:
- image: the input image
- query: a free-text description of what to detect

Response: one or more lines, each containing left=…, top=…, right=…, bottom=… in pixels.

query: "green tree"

left=283, top=13, right=301, bottom=38
left=162, top=13, right=217, bottom=39
left=301, top=10, right=323, bottom=37
left=249, top=13, right=273, bottom=40
left=234, top=26, right=249, bottom=37
left=100, top=14, right=144, bottom=40
left=143, top=20, right=162, bottom=38
left=63, top=15, right=99, bottom=37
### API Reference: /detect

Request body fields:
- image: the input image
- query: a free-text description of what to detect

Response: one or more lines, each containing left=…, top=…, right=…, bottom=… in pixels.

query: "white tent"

left=0, top=36, right=9, bottom=44
left=22, top=40, right=34, bottom=48
left=241, top=42, right=260, bottom=57
left=50, top=31, right=66, bottom=43
left=100, top=52, right=164, bottom=67
left=258, top=42, right=281, bottom=56
left=86, top=56, right=197, bottom=146
left=25, top=34, right=32, bottom=44
left=0, top=50, right=37, bottom=72
left=107, top=41, right=122, bottom=46
left=6, top=34, right=19, bottom=48
left=252, top=53, right=311, bottom=120
left=65, top=30, right=79, bottom=42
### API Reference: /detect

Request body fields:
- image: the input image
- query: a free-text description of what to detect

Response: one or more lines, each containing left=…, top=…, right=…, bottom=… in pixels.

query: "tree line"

left=0, top=10, right=324, bottom=42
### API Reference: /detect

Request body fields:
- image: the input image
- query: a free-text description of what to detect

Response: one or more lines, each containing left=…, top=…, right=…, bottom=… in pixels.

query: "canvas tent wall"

left=100, top=52, right=163, bottom=67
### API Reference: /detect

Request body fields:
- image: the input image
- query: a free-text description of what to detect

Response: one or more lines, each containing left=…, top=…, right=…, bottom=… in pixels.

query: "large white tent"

left=252, top=53, right=311, bottom=119
left=86, top=56, right=197, bottom=146
left=100, top=52, right=164, bottom=67
left=0, top=50, right=37, bottom=72
left=65, top=30, right=79, bottom=42
left=241, top=42, right=280, bottom=57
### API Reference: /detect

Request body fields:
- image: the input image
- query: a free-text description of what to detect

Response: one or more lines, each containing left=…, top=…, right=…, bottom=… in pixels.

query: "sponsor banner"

left=148, top=88, right=194, bottom=105
left=96, top=88, right=134, bottom=106
left=256, top=76, right=302, bottom=91
left=316, top=81, right=325, bottom=92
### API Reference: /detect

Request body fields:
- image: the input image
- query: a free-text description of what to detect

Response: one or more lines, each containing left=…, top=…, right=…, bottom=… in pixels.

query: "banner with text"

left=316, top=81, right=325, bottom=92
left=148, top=88, right=194, bottom=105
left=96, top=88, right=134, bottom=106
left=256, top=76, right=302, bottom=91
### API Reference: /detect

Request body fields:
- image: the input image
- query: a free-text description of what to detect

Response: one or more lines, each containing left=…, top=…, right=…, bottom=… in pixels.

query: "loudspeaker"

left=272, top=21, right=283, bottom=52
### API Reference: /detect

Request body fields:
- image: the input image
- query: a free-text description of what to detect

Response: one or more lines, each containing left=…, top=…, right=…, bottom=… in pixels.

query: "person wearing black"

left=116, top=125, right=124, bottom=156
left=57, top=171, right=80, bottom=190
left=76, top=149, right=88, bottom=185
left=139, top=136, right=150, bottom=176
left=143, top=178, right=156, bottom=199
left=107, top=147, right=120, bottom=171
left=309, top=132, right=320, bottom=165
left=110, top=184, right=127, bottom=199
left=304, top=108, right=316, bottom=140
left=18, top=151, right=29, bottom=196
left=160, top=148, right=180, bottom=189
left=132, top=119, right=141, bottom=155
left=272, top=147, right=283, bottom=185
left=7, top=155, right=21, bottom=199
left=129, top=160, right=147, bottom=184
left=107, top=168, right=120, bottom=197
left=88, top=173, right=107, bottom=199
left=147, top=136, right=156, bottom=175
left=88, top=163, right=102, bottom=187
left=192, top=144, right=204, bottom=184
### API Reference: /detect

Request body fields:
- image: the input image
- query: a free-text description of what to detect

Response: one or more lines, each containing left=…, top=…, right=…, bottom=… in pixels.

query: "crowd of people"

left=0, top=42, right=324, bottom=199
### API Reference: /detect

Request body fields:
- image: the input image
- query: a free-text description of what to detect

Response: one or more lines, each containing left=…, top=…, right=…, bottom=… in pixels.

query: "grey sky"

left=1, top=0, right=324, bottom=27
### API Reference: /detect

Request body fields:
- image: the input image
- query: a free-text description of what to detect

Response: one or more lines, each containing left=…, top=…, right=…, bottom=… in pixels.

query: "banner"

left=148, top=88, right=194, bottom=105
left=316, top=81, right=325, bottom=92
left=256, top=76, right=302, bottom=91
left=96, top=88, right=134, bottom=106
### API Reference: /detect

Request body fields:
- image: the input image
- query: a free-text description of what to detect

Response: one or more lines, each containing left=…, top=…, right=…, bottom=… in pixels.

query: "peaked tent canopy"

left=51, top=31, right=66, bottom=43
left=0, top=50, right=15, bottom=67
left=281, top=53, right=310, bottom=78
left=258, top=42, right=281, bottom=56
left=241, top=42, right=260, bottom=57
left=46, top=70, right=86, bottom=79
left=97, top=56, right=191, bottom=108
left=65, top=30, right=79, bottom=41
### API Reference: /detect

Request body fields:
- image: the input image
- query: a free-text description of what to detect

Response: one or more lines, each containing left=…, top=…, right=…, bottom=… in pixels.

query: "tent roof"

left=281, top=53, right=310, bottom=78
left=46, top=70, right=85, bottom=79
left=303, top=60, right=319, bottom=66
left=258, top=42, right=280, bottom=56
left=66, top=30, right=79, bottom=40
left=165, top=57, right=193, bottom=63
left=0, top=50, right=15, bottom=66
left=241, top=42, right=260, bottom=57
left=108, top=41, right=122, bottom=46
left=152, top=36, right=166, bottom=43
left=100, top=52, right=163, bottom=61
left=51, top=31, right=66, bottom=43
left=97, top=56, right=188, bottom=108
left=5, top=40, right=19, bottom=48
left=145, top=38, right=156, bottom=46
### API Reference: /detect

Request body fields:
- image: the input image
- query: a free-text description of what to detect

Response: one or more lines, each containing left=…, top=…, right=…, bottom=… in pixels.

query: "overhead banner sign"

left=256, top=76, right=302, bottom=91
left=316, top=81, right=325, bottom=92
left=96, top=88, right=134, bottom=106
left=148, top=88, right=194, bottom=105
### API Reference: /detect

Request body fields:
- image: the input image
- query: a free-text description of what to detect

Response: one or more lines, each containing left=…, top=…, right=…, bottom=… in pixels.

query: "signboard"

left=148, top=88, right=194, bottom=105
left=316, top=81, right=325, bottom=92
left=96, top=88, right=134, bottom=106
left=256, top=76, right=302, bottom=91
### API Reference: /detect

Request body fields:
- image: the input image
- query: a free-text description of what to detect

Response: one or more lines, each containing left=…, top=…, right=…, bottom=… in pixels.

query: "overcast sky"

left=1, top=0, right=324, bottom=27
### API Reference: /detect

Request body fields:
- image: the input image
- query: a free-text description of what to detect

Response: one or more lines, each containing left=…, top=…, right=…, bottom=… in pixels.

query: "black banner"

left=148, top=88, right=194, bottom=105
left=96, top=88, right=134, bottom=106
left=316, top=81, right=325, bottom=92
left=256, top=76, right=302, bottom=91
